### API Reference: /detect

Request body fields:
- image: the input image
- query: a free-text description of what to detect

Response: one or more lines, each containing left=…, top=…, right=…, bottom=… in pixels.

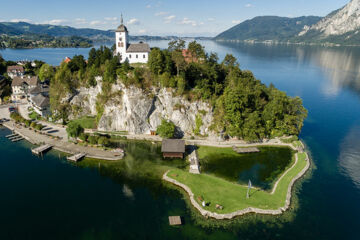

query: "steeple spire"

left=121, top=14, right=123, bottom=25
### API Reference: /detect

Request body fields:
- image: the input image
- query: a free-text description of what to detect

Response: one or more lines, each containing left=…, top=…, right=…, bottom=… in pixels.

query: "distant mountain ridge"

left=0, top=22, right=201, bottom=43
left=215, top=16, right=322, bottom=41
left=215, top=0, right=360, bottom=46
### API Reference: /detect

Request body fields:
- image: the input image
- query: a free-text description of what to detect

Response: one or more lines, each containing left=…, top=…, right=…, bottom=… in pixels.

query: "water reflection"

left=298, top=47, right=360, bottom=97
left=215, top=42, right=360, bottom=98
left=339, top=125, right=360, bottom=189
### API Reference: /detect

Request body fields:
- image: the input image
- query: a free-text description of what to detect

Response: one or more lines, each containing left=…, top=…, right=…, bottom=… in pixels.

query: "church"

left=115, top=16, right=150, bottom=64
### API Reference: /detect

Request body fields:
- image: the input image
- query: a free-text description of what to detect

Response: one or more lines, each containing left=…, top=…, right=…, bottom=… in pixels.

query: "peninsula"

left=0, top=19, right=309, bottom=218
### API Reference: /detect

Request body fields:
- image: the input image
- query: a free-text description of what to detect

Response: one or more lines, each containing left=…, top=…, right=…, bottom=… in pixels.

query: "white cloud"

left=90, top=20, right=107, bottom=25
left=207, top=18, right=215, bottom=21
left=164, top=15, right=176, bottom=23
left=104, top=17, right=117, bottom=21
left=75, top=18, right=87, bottom=24
left=138, top=29, right=147, bottom=34
left=232, top=20, right=242, bottom=24
left=127, top=18, right=140, bottom=25
left=245, top=3, right=252, bottom=8
left=48, top=19, right=68, bottom=25
left=10, top=19, right=32, bottom=23
left=155, top=12, right=168, bottom=16
left=146, top=4, right=151, bottom=8
left=179, top=17, right=197, bottom=26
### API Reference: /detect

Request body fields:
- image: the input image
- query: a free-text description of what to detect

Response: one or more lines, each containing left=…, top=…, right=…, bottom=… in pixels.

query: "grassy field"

left=197, top=146, right=294, bottom=190
left=166, top=152, right=308, bottom=214
left=69, top=116, right=96, bottom=129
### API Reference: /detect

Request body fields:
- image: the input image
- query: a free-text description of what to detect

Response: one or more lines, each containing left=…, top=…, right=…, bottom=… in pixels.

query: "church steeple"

left=116, top=14, right=127, bottom=32
left=121, top=14, right=123, bottom=25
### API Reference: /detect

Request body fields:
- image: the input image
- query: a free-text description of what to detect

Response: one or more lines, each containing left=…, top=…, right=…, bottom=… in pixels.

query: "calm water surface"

left=1, top=41, right=360, bottom=239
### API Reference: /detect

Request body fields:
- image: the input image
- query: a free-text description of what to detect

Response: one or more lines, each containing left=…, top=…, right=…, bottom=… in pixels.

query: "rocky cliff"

left=70, top=77, right=214, bottom=137
left=306, top=0, right=360, bottom=36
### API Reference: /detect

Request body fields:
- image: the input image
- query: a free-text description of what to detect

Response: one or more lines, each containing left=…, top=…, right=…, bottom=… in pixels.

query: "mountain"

left=298, top=0, right=360, bottom=44
left=215, top=0, right=360, bottom=46
left=214, top=16, right=322, bottom=41
left=0, top=22, right=188, bottom=43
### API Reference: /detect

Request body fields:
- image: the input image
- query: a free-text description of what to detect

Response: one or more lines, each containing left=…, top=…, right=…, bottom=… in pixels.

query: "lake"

left=1, top=41, right=360, bottom=239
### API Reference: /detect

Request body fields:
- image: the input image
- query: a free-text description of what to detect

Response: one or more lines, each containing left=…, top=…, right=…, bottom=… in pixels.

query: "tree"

left=176, top=75, right=185, bottom=95
left=148, top=48, right=165, bottom=75
left=38, top=64, right=55, bottom=82
left=168, top=39, right=185, bottom=52
left=68, top=55, right=86, bottom=72
left=171, top=51, right=186, bottom=76
left=156, top=119, right=176, bottom=138
left=188, top=41, right=206, bottom=60
left=66, top=121, right=84, bottom=138
left=222, top=54, right=239, bottom=68
left=98, top=136, right=110, bottom=146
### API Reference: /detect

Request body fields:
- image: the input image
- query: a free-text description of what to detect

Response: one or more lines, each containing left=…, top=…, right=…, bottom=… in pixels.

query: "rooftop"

left=11, top=76, right=39, bottom=87
left=127, top=43, right=151, bottom=53
left=29, top=84, right=49, bottom=95
left=31, top=94, right=50, bottom=108
left=7, top=65, right=24, bottom=72
left=162, top=139, right=185, bottom=153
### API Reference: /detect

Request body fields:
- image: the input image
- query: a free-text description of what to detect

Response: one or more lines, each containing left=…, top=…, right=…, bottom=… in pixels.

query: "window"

left=143, top=54, right=146, bottom=58
left=129, top=54, right=132, bottom=58
left=119, top=37, right=122, bottom=41
left=118, top=42, right=121, bottom=47
left=136, top=54, right=138, bottom=58
left=120, top=42, right=124, bottom=47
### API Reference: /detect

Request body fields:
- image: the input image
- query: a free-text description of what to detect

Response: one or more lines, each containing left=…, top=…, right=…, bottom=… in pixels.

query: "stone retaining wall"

left=163, top=148, right=310, bottom=219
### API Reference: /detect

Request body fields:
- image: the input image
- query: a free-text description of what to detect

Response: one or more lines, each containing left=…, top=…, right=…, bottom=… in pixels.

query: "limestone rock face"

left=300, top=0, right=360, bottom=36
left=70, top=78, right=214, bottom=137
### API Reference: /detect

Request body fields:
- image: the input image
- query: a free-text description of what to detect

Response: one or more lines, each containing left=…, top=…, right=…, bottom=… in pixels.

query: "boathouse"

left=161, top=139, right=185, bottom=158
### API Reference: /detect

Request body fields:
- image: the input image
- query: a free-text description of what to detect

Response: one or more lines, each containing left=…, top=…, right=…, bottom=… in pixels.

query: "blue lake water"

left=1, top=41, right=360, bottom=239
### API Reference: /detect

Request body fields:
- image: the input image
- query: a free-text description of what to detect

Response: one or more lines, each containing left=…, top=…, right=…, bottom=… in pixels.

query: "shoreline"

left=163, top=143, right=310, bottom=219
left=2, top=121, right=124, bottom=161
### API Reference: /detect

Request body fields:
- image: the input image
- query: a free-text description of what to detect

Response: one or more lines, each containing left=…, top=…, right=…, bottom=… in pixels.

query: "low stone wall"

left=163, top=149, right=310, bottom=219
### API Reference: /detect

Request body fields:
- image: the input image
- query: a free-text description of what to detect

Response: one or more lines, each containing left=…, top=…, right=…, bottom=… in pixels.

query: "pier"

left=67, top=153, right=86, bottom=162
left=168, top=216, right=182, bottom=226
left=32, top=144, right=52, bottom=155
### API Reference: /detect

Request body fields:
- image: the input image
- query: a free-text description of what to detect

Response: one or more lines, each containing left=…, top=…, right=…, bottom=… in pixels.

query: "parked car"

left=8, top=107, right=16, bottom=113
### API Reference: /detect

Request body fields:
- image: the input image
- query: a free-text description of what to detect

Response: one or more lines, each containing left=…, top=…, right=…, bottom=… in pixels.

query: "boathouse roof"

left=161, top=139, right=185, bottom=153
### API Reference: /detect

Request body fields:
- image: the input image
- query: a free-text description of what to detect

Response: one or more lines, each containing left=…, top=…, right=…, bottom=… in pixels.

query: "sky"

left=0, top=0, right=351, bottom=37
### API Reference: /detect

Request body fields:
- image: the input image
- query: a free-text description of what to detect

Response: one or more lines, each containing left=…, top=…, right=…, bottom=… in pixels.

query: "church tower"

left=115, top=15, right=129, bottom=62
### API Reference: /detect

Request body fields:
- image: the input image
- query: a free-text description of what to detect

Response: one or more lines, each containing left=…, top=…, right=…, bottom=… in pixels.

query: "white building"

left=115, top=16, right=150, bottom=64
left=7, top=65, right=25, bottom=79
left=11, top=76, right=39, bottom=101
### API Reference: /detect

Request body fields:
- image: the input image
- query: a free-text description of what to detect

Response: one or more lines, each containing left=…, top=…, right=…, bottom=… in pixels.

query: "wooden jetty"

left=32, top=144, right=52, bottom=155
left=67, top=153, right=86, bottom=162
left=232, top=146, right=260, bottom=154
left=11, top=137, right=24, bottom=142
left=6, top=134, right=17, bottom=138
left=169, top=216, right=182, bottom=226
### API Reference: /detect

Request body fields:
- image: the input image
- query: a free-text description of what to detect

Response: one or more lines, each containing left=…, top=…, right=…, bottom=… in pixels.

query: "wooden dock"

left=6, top=134, right=17, bottom=138
left=32, top=144, right=52, bottom=155
left=232, top=146, right=260, bottom=154
left=67, top=153, right=86, bottom=162
left=169, top=216, right=182, bottom=226
left=11, top=137, right=24, bottom=142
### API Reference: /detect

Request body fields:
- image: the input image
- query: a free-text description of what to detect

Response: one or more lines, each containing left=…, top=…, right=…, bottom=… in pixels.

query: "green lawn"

left=69, top=116, right=96, bottom=129
left=166, top=152, right=308, bottom=214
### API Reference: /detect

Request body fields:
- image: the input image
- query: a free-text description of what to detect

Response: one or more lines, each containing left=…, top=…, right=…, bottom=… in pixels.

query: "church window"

left=118, top=42, right=121, bottom=47
left=119, top=37, right=122, bottom=41
left=120, top=42, right=124, bottom=47
left=143, top=54, right=146, bottom=58
left=129, top=54, right=132, bottom=58
left=136, top=54, right=138, bottom=58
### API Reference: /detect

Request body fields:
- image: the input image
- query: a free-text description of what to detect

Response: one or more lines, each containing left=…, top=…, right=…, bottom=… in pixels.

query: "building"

left=7, top=65, right=25, bottom=79
left=29, top=93, right=50, bottom=117
left=28, top=83, right=49, bottom=99
left=63, top=57, right=71, bottom=64
left=11, top=76, right=39, bottom=101
left=115, top=16, right=150, bottom=64
left=161, top=139, right=185, bottom=158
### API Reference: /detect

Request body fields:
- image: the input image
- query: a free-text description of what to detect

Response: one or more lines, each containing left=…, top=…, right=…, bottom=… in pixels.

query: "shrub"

left=66, top=121, right=84, bottom=138
left=97, top=136, right=109, bottom=146
left=30, top=122, right=37, bottom=128
left=88, top=135, right=98, bottom=145
left=79, top=133, right=88, bottom=142
left=35, top=124, right=43, bottom=131
left=156, top=119, right=176, bottom=138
